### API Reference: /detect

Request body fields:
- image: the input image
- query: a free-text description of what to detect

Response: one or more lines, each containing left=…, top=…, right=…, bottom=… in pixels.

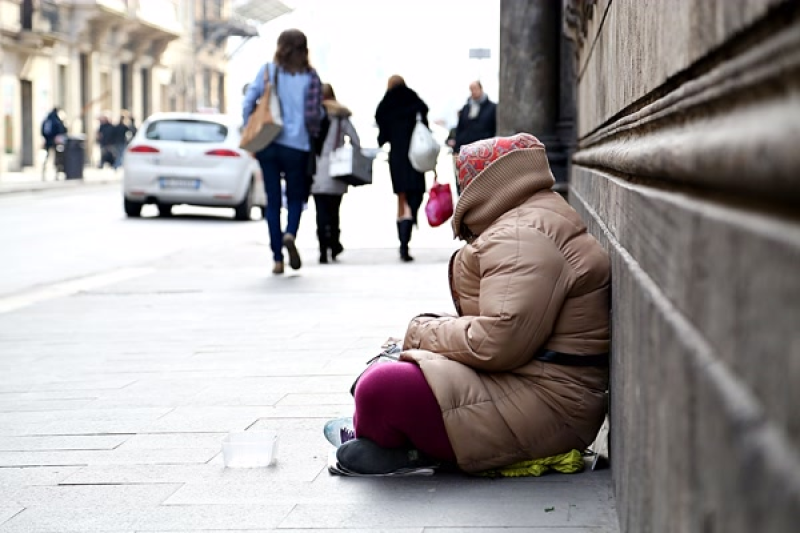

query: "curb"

left=0, top=178, right=122, bottom=196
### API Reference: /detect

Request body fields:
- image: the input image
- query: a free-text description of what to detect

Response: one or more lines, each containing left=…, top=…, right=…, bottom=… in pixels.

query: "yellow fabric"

left=477, top=449, right=585, bottom=478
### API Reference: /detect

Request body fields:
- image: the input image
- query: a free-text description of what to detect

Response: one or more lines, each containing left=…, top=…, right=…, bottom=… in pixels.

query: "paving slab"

left=0, top=435, right=127, bottom=452
left=4, top=483, right=181, bottom=508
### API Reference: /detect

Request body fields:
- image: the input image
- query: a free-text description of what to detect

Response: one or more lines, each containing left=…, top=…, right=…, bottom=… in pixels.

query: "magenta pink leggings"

left=353, top=361, right=456, bottom=463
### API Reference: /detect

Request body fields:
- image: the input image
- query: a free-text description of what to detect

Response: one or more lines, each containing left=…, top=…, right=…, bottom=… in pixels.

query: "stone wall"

left=566, top=0, right=800, bottom=531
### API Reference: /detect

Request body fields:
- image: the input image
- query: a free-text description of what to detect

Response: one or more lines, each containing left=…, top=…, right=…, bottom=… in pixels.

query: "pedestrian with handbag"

left=326, top=134, right=611, bottom=476
left=375, top=75, right=430, bottom=262
left=242, top=29, right=323, bottom=275
left=311, top=83, right=361, bottom=264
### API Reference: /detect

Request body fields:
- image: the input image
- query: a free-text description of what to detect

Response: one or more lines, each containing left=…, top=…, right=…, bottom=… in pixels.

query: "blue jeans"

left=113, top=143, right=126, bottom=169
left=255, top=143, right=310, bottom=262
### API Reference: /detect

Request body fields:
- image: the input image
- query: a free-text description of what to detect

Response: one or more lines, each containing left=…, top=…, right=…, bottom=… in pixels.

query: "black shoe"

left=319, top=250, right=329, bottom=264
left=335, top=438, right=438, bottom=475
left=282, top=233, right=302, bottom=270
left=331, top=241, right=344, bottom=261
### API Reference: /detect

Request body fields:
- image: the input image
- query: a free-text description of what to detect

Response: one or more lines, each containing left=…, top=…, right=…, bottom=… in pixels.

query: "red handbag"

left=425, top=175, right=454, bottom=227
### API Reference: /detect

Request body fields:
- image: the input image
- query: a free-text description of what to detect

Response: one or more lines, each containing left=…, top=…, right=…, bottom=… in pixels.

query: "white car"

left=122, top=112, right=266, bottom=221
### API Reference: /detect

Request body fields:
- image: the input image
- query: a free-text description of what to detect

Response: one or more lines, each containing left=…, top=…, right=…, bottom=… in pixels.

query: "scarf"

left=304, top=69, right=322, bottom=138
left=467, top=92, right=488, bottom=119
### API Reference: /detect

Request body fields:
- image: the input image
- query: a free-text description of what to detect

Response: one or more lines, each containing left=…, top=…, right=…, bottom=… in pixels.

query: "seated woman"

left=332, top=133, right=611, bottom=475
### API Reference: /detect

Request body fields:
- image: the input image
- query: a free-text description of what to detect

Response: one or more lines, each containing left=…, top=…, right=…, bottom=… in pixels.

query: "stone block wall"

left=566, top=0, right=800, bottom=531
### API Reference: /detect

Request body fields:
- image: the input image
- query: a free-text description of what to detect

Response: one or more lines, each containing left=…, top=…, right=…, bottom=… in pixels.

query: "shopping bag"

left=425, top=176, right=454, bottom=227
left=329, top=136, right=373, bottom=187
left=240, top=64, right=283, bottom=153
left=408, top=114, right=439, bottom=173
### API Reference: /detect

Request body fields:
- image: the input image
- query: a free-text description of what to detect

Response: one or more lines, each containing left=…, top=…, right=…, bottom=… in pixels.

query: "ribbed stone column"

left=499, top=0, right=569, bottom=187
left=498, top=0, right=559, bottom=137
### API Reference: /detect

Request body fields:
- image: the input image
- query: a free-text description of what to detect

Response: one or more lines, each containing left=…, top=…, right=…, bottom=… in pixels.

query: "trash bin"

left=63, top=135, right=86, bottom=180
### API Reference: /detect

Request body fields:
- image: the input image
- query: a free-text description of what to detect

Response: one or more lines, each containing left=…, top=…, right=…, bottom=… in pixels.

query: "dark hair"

left=322, top=83, right=335, bottom=100
left=274, top=29, right=310, bottom=74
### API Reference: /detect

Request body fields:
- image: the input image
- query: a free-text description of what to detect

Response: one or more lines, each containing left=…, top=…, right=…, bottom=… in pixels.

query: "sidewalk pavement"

left=0, top=173, right=619, bottom=531
left=0, top=166, right=121, bottom=195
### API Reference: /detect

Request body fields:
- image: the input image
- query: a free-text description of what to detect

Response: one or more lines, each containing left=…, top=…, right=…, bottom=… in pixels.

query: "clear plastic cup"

left=221, top=431, right=278, bottom=468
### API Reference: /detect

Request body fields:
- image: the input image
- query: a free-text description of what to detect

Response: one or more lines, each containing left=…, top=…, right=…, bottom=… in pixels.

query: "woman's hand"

left=381, top=337, right=402, bottom=349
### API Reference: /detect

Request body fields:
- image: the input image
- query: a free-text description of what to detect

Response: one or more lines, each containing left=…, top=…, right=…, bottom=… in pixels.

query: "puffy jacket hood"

left=322, top=99, right=352, bottom=118
left=452, top=147, right=556, bottom=240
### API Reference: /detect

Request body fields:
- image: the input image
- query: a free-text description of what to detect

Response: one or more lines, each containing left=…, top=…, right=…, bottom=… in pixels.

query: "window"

left=21, top=0, right=33, bottom=30
left=145, top=119, right=228, bottom=142
left=57, top=65, right=67, bottom=109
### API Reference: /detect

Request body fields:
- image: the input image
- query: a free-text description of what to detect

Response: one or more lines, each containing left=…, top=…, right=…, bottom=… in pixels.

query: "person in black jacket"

left=111, top=111, right=133, bottom=170
left=96, top=115, right=117, bottom=169
left=453, top=81, right=497, bottom=194
left=375, top=75, right=429, bottom=262
left=41, top=107, right=67, bottom=179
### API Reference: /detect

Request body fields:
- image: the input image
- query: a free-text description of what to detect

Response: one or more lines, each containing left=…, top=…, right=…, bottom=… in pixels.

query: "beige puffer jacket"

left=400, top=146, right=610, bottom=473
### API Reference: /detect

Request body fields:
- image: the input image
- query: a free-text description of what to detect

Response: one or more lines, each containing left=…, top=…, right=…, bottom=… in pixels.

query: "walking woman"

left=311, top=83, right=361, bottom=264
left=375, top=75, right=429, bottom=262
left=242, top=29, right=322, bottom=275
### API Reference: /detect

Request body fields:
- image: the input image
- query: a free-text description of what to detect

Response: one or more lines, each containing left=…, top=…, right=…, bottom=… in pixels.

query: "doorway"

left=20, top=79, right=33, bottom=167
left=120, top=63, right=131, bottom=111
left=140, top=67, right=151, bottom=119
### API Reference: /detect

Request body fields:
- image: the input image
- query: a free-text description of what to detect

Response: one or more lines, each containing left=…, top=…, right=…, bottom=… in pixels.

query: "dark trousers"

left=255, top=143, right=310, bottom=262
left=99, top=145, right=116, bottom=168
left=313, top=194, right=343, bottom=251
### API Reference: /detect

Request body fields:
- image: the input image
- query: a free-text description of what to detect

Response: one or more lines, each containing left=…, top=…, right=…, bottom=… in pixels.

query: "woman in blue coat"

left=242, top=29, right=322, bottom=275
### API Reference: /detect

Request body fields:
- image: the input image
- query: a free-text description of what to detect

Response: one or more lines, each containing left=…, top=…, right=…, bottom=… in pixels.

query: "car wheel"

left=157, top=203, right=173, bottom=217
left=124, top=198, right=142, bottom=217
left=234, top=180, right=255, bottom=221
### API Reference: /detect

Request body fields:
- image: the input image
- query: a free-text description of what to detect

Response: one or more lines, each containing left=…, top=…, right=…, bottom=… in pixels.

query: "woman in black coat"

left=375, top=75, right=429, bottom=262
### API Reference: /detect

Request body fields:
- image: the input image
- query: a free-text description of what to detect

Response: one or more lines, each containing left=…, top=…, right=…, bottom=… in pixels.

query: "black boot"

left=317, top=228, right=329, bottom=264
left=330, top=227, right=343, bottom=261
left=397, top=219, right=414, bottom=262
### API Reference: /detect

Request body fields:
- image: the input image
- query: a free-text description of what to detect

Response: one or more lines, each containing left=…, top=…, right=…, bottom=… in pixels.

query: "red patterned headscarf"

left=456, top=133, right=545, bottom=192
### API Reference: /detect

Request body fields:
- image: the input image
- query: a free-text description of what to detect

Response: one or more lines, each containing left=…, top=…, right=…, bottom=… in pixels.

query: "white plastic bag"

left=408, top=114, right=439, bottom=173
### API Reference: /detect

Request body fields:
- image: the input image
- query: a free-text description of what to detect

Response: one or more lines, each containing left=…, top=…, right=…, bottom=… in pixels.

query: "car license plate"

left=159, top=177, right=199, bottom=189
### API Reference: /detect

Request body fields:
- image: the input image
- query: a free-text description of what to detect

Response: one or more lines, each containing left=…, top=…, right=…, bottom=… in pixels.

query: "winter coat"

left=400, top=147, right=611, bottom=473
left=96, top=123, right=115, bottom=147
left=41, top=110, right=67, bottom=148
left=311, top=100, right=361, bottom=196
left=454, top=96, right=497, bottom=152
left=375, top=84, right=429, bottom=194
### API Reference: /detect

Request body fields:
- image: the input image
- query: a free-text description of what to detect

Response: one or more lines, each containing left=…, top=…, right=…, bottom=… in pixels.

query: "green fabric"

left=477, top=449, right=585, bottom=478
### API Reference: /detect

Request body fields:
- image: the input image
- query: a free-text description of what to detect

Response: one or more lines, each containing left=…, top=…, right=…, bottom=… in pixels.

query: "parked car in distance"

left=122, top=112, right=266, bottom=221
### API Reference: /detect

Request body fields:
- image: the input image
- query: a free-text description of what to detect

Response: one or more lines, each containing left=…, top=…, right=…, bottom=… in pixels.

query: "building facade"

left=563, top=1, right=799, bottom=531
left=500, top=0, right=800, bottom=530
left=0, top=0, right=266, bottom=174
